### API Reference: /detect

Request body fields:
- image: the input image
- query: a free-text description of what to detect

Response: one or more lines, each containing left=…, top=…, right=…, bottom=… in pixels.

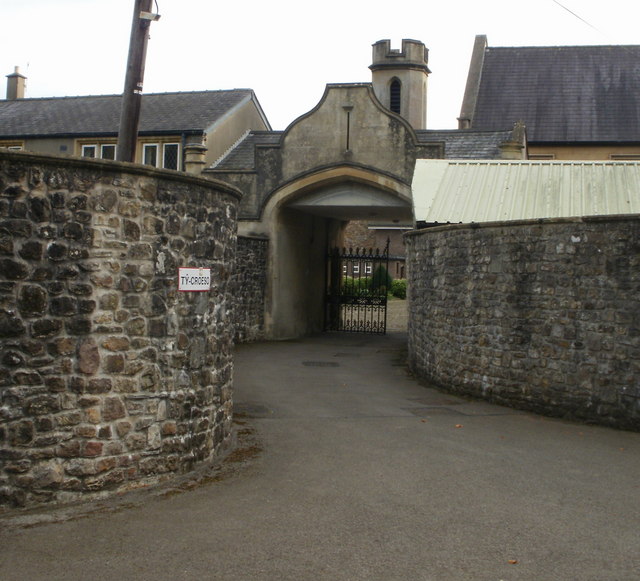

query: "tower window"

left=389, top=79, right=401, bottom=114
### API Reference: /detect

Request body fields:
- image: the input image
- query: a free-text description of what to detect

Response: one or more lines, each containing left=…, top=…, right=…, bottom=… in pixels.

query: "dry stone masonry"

left=406, top=216, right=640, bottom=431
left=0, top=150, right=241, bottom=508
left=233, top=236, right=268, bottom=343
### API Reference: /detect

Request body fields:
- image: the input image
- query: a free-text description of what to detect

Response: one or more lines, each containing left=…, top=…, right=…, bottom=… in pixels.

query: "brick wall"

left=0, top=151, right=241, bottom=508
left=406, top=216, right=640, bottom=431
left=344, top=221, right=376, bottom=250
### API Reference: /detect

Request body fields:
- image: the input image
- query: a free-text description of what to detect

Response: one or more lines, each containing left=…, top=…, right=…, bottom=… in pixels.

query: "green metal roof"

left=412, top=160, right=640, bottom=224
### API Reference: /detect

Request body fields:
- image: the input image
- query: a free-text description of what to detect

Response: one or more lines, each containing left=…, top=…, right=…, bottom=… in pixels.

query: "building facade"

left=0, top=70, right=271, bottom=173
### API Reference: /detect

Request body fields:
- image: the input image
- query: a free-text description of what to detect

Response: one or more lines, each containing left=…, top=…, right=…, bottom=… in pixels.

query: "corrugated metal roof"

left=412, top=160, right=640, bottom=223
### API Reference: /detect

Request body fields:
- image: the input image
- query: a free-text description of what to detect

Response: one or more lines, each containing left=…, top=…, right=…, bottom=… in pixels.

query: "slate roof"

left=0, top=90, right=259, bottom=138
left=471, top=45, right=640, bottom=143
left=417, top=129, right=514, bottom=159
left=211, top=128, right=512, bottom=172
left=210, top=131, right=283, bottom=170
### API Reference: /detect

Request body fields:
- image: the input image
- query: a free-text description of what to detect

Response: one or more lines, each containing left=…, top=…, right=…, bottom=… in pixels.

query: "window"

left=365, top=262, right=373, bottom=275
left=79, top=140, right=180, bottom=168
left=0, top=141, right=23, bottom=150
left=352, top=263, right=360, bottom=275
left=610, top=154, right=640, bottom=160
left=390, top=79, right=401, bottom=114
left=142, top=142, right=181, bottom=169
left=529, top=153, right=555, bottom=160
left=79, top=142, right=116, bottom=160
left=101, top=144, right=116, bottom=160
left=143, top=144, right=158, bottom=167
left=82, top=145, right=97, bottom=158
left=163, top=143, right=179, bottom=170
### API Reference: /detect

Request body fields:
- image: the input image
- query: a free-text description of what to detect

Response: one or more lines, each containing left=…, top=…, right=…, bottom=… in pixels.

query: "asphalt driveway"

left=1, top=331, right=639, bottom=580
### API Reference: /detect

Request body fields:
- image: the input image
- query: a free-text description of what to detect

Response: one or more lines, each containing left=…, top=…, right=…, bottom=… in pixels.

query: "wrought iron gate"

left=325, top=240, right=390, bottom=334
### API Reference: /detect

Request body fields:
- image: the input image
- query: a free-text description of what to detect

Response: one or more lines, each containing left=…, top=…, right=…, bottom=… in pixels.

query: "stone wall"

left=0, top=150, right=241, bottom=508
left=233, top=235, right=268, bottom=343
left=406, top=215, right=640, bottom=431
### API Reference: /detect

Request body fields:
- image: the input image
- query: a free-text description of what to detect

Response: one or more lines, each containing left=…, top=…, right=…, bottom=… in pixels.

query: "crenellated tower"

left=370, top=39, right=430, bottom=129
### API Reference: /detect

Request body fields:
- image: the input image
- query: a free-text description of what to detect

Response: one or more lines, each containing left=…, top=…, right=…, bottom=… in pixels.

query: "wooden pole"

left=117, top=0, right=156, bottom=163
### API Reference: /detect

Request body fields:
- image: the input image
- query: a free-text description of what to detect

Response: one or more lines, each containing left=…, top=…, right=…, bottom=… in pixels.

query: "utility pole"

left=117, top=0, right=160, bottom=162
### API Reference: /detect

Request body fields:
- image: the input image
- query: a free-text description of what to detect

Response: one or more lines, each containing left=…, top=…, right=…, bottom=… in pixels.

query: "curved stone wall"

left=406, top=216, right=640, bottom=431
left=0, top=151, right=241, bottom=508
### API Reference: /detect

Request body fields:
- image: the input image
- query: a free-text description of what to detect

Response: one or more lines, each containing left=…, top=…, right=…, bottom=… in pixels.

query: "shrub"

left=342, top=276, right=372, bottom=296
left=371, top=265, right=392, bottom=292
left=390, top=279, right=407, bottom=299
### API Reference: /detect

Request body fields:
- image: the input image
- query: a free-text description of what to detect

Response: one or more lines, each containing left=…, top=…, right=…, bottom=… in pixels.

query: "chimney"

left=458, top=35, right=488, bottom=130
left=6, top=66, right=27, bottom=100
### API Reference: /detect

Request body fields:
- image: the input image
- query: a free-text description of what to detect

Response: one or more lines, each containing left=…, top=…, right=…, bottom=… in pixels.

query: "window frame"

left=100, top=144, right=116, bottom=160
left=141, top=141, right=181, bottom=169
left=528, top=153, right=555, bottom=160
left=82, top=144, right=98, bottom=158
left=609, top=154, right=640, bottom=161
left=163, top=142, right=180, bottom=170
left=143, top=143, right=159, bottom=167
left=78, top=140, right=117, bottom=160
left=0, top=140, right=24, bottom=151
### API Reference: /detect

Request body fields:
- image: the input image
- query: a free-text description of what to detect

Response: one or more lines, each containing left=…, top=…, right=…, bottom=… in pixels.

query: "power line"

left=551, top=0, right=601, bottom=34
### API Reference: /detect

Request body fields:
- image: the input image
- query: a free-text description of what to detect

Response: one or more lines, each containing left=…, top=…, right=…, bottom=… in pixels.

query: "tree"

left=371, top=265, right=392, bottom=292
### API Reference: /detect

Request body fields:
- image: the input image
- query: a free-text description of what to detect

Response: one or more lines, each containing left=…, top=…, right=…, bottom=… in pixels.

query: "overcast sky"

left=2, top=0, right=639, bottom=130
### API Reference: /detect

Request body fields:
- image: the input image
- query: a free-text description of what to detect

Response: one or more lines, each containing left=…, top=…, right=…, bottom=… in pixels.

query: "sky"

left=1, top=0, right=639, bottom=130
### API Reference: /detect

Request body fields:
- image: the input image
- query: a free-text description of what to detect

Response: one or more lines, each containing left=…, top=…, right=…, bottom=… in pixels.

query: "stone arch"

left=261, top=164, right=413, bottom=220
left=254, top=165, right=413, bottom=339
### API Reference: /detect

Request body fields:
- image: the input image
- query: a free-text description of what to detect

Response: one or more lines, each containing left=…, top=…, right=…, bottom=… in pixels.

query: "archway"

left=257, top=166, right=413, bottom=339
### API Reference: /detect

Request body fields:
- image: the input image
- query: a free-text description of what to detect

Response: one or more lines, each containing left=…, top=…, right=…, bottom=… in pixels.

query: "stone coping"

left=407, top=213, right=640, bottom=236
left=0, top=148, right=243, bottom=200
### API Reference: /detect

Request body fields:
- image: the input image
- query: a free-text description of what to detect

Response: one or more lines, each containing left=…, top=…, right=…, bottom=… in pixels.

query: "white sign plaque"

left=178, top=267, right=211, bottom=292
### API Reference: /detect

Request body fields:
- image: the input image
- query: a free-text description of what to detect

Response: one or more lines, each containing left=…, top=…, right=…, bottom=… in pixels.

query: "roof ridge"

left=0, top=88, right=252, bottom=104
left=488, top=44, right=640, bottom=50
left=0, top=94, right=121, bottom=103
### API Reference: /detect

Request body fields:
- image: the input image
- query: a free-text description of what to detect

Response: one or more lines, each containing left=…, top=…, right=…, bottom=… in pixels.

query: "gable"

left=471, top=45, right=640, bottom=143
left=279, top=84, right=423, bottom=184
